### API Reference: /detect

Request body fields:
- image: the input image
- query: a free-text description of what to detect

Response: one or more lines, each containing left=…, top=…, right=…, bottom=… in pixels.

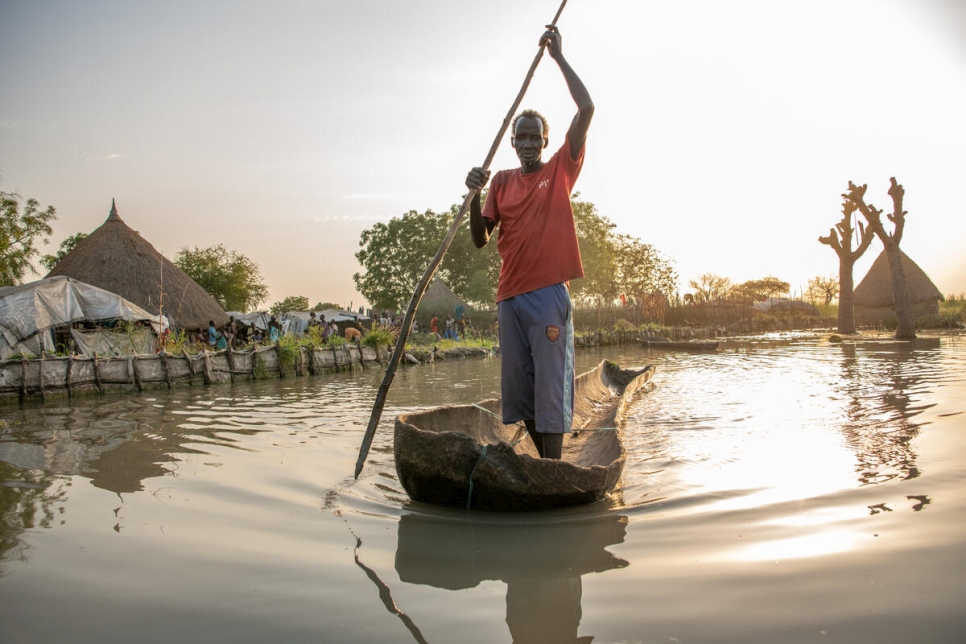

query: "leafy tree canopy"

left=313, top=302, right=342, bottom=311
left=570, top=195, right=619, bottom=306
left=353, top=194, right=678, bottom=311
left=353, top=209, right=451, bottom=312
left=614, top=233, right=679, bottom=303
left=271, top=295, right=309, bottom=315
left=1, top=192, right=56, bottom=286
left=174, top=244, right=268, bottom=312
left=41, top=232, right=87, bottom=272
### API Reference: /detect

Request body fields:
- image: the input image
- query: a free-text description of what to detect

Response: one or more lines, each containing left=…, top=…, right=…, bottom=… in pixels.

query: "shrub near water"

left=362, top=328, right=394, bottom=348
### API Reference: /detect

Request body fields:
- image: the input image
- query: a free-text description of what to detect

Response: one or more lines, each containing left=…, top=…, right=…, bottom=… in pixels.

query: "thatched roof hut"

left=853, top=249, right=944, bottom=321
left=47, top=201, right=229, bottom=331
left=421, top=278, right=467, bottom=318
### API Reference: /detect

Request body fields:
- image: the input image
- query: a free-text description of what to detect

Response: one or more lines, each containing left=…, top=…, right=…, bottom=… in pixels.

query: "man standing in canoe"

left=465, top=25, right=593, bottom=460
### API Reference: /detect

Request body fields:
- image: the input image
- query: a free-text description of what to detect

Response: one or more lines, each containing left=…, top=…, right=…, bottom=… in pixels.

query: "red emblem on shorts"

left=546, top=325, right=560, bottom=342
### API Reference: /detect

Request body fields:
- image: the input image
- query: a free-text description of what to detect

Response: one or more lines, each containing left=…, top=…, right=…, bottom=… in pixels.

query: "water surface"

left=1, top=333, right=964, bottom=643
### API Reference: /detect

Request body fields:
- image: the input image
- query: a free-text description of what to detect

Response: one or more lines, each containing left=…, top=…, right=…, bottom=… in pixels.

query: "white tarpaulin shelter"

left=0, top=276, right=161, bottom=360
left=226, top=311, right=272, bottom=331
left=281, top=309, right=370, bottom=336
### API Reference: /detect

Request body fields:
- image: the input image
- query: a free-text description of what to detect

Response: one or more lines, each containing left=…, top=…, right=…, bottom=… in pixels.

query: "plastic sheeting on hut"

left=226, top=311, right=272, bottom=331
left=281, top=309, right=369, bottom=336
left=0, top=276, right=161, bottom=360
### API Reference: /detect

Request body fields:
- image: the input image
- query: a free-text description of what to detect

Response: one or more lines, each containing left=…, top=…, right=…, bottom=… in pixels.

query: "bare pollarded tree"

left=819, top=195, right=873, bottom=334
left=843, top=178, right=915, bottom=340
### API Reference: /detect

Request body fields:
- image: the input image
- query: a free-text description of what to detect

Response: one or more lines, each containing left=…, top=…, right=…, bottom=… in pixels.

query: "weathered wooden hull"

left=394, top=360, right=655, bottom=511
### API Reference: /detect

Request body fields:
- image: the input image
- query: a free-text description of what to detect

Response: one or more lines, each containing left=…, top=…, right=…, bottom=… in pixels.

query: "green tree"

left=354, top=194, right=679, bottom=313
left=41, top=232, right=87, bottom=272
left=570, top=194, right=619, bottom=306
left=438, top=200, right=500, bottom=309
left=354, top=209, right=450, bottom=311
left=313, top=301, right=342, bottom=311
left=0, top=192, right=57, bottom=286
left=614, top=233, right=679, bottom=303
left=271, top=295, right=309, bottom=315
left=174, top=244, right=268, bottom=312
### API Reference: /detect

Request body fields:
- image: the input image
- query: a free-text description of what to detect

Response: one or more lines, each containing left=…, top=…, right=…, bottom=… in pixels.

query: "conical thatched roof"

left=854, top=249, right=944, bottom=308
left=47, top=201, right=229, bottom=330
left=422, top=277, right=467, bottom=316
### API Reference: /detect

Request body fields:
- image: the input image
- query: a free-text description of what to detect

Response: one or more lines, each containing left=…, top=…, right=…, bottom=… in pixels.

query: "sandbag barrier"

left=0, top=342, right=385, bottom=405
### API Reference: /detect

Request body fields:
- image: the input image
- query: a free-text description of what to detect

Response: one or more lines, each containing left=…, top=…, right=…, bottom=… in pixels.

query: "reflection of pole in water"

left=352, top=537, right=428, bottom=644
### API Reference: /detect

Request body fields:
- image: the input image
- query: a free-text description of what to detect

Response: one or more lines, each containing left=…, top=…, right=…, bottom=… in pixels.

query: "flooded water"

left=1, top=333, right=964, bottom=643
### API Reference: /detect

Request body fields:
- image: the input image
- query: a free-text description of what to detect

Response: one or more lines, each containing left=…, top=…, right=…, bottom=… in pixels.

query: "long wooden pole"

left=354, top=0, right=569, bottom=478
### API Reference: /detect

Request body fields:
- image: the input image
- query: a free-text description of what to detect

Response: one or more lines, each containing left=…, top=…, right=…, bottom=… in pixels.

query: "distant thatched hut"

left=47, top=201, right=229, bottom=331
left=421, top=278, right=468, bottom=321
left=853, top=249, right=944, bottom=322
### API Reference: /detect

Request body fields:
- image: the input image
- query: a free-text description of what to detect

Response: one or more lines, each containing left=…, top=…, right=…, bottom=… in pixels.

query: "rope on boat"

left=466, top=444, right=488, bottom=510
left=471, top=402, right=499, bottom=417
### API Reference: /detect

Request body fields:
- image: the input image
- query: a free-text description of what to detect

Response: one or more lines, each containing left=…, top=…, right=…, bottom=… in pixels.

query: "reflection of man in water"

left=395, top=512, right=627, bottom=644
left=506, top=577, right=588, bottom=643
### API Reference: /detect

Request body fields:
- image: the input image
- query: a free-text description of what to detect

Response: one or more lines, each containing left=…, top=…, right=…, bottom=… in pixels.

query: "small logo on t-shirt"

left=538, top=179, right=550, bottom=190
left=546, top=325, right=560, bottom=342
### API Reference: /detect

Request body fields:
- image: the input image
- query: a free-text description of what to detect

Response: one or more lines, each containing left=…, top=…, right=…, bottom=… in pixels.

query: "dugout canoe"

left=393, top=360, right=655, bottom=511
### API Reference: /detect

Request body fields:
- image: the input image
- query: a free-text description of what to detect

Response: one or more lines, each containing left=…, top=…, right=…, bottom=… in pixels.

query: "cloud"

left=0, top=120, right=19, bottom=130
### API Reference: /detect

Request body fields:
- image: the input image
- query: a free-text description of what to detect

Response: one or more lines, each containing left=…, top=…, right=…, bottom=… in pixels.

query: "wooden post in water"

left=66, top=354, right=74, bottom=398
left=131, top=356, right=143, bottom=392
left=19, top=357, right=28, bottom=402
left=275, top=341, right=285, bottom=378
left=182, top=348, right=195, bottom=385
left=38, top=353, right=46, bottom=402
left=92, top=352, right=103, bottom=395
left=160, top=351, right=171, bottom=389
left=354, top=0, right=569, bottom=478
left=202, top=351, right=213, bottom=385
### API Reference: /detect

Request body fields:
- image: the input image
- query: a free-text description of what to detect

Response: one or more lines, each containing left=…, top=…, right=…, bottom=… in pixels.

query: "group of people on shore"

left=203, top=315, right=282, bottom=350
left=429, top=312, right=467, bottom=341
left=307, top=311, right=340, bottom=340
left=196, top=312, right=367, bottom=352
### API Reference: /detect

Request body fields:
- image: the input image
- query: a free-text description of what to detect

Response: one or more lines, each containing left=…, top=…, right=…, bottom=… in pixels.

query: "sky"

left=2, top=0, right=965, bottom=311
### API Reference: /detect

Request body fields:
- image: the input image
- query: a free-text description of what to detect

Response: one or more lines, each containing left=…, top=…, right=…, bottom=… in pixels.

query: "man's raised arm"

left=542, top=26, right=594, bottom=160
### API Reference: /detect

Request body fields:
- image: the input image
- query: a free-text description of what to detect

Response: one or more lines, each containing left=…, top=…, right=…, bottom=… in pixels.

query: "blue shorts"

left=497, top=283, right=575, bottom=434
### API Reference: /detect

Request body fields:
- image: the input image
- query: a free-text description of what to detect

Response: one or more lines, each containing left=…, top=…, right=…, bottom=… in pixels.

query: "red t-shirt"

left=483, top=135, right=585, bottom=302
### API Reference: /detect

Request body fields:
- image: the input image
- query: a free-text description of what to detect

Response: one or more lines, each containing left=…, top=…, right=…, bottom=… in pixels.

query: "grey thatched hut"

left=853, top=249, right=944, bottom=321
left=421, top=278, right=467, bottom=319
left=47, top=201, right=229, bottom=331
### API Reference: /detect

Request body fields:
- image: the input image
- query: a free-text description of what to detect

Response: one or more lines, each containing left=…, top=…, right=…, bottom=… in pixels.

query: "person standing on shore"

left=465, top=25, right=593, bottom=459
